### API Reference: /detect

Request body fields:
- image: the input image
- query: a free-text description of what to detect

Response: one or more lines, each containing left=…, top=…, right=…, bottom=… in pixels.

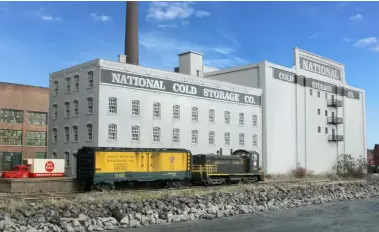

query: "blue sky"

left=0, top=1, right=378, bottom=149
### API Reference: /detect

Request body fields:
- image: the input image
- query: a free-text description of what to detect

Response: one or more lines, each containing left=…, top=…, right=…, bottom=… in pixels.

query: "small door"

left=140, top=153, right=150, bottom=172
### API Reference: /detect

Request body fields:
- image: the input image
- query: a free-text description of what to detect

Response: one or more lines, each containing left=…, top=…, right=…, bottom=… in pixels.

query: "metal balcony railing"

left=327, top=117, right=343, bottom=125
left=327, top=99, right=343, bottom=107
left=328, top=135, right=344, bottom=142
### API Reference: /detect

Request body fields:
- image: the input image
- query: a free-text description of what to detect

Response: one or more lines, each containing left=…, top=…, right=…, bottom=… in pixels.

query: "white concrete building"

left=48, top=48, right=366, bottom=176
left=48, top=55, right=263, bottom=176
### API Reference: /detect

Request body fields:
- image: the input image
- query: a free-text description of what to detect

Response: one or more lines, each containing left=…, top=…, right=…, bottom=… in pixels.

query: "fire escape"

left=327, top=98, right=344, bottom=142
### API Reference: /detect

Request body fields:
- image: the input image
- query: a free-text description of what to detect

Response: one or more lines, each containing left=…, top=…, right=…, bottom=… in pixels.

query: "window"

left=325, top=93, right=328, bottom=99
left=192, top=107, right=198, bottom=121
left=332, top=129, right=335, bottom=135
left=317, top=109, right=320, bottom=115
left=74, top=75, right=79, bottom=91
left=239, top=133, right=245, bottom=146
left=64, top=102, right=70, bottom=118
left=73, top=100, right=79, bottom=116
left=239, top=113, right=244, bottom=126
left=209, top=109, right=215, bottom=123
left=325, top=127, right=328, bottom=134
left=52, top=152, right=58, bottom=159
left=65, top=152, right=70, bottom=167
left=88, top=71, right=94, bottom=88
left=87, top=97, right=93, bottom=114
left=131, top=125, right=140, bottom=141
left=36, top=152, right=46, bottom=159
left=252, top=114, right=257, bottom=127
left=27, top=111, right=47, bottom=125
left=0, top=109, right=23, bottom=123
left=108, top=124, right=117, bottom=140
left=191, top=130, right=198, bottom=144
left=108, top=97, right=117, bottom=114
left=318, top=126, right=321, bottom=133
left=325, top=110, right=328, bottom=117
left=26, top=131, right=46, bottom=146
left=153, top=102, right=161, bottom=118
left=73, top=126, right=78, bottom=142
left=132, top=100, right=140, bottom=116
left=252, top=134, right=258, bottom=147
left=54, top=81, right=58, bottom=96
left=53, top=105, right=58, bottom=119
left=173, top=105, right=180, bottom=119
left=64, top=127, right=70, bottom=142
left=173, top=128, right=180, bottom=143
left=153, top=127, right=161, bottom=142
left=87, top=124, right=92, bottom=141
left=52, top=128, right=57, bottom=143
left=65, top=77, right=71, bottom=93
left=224, top=111, right=230, bottom=124
left=309, top=89, right=313, bottom=96
left=0, top=129, right=22, bottom=145
left=224, top=132, right=230, bottom=146
left=317, top=91, right=320, bottom=98
left=209, top=131, right=215, bottom=145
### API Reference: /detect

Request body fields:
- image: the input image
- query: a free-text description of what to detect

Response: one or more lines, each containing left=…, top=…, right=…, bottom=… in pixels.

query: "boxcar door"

left=140, top=152, right=150, bottom=179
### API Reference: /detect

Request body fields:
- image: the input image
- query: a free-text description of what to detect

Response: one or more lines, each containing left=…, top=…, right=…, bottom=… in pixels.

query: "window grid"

left=173, top=105, right=180, bottom=119
left=209, top=131, right=215, bottom=145
left=74, top=75, right=79, bottom=91
left=252, top=114, right=258, bottom=127
left=87, top=98, right=93, bottom=114
left=73, top=100, right=79, bottom=116
left=0, top=109, right=23, bottom=124
left=27, top=111, right=47, bottom=126
left=73, top=126, right=78, bottom=142
left=65, top=152, right=70, bottom=167
left=132, top=100, right=140, bottom=116
left=224, top=111, right=230, bottom=124
left=87, top=124, right=92, bottom=141
left=0, top=129, right=22, bottom=145
left=131, top=125, right=140, bottom=141
left=239, top=133, right=245, bottom=146
left=252, top=134, right=258, bottom=147
left=153, top=127, right=161, bottom=142
left=65, top=78, right=70, bottom=93
left=153, top=102, right=161, bottom=118
left=26, top=131, right=46, bottom=146
left=65, top=102, right=70, bottom=118
left=108, top=124, right=117, bottom=140
left=224, top=132, right=230, bottom=146
left=108, top=97, right=117, bottom=114
left=192, top=107, right=198, bottom=121
left=209, top=109, right=215, bottom=123
left=173, top=128, right=180, bottom=143
left=64, top=127, right=70, bottom=142
left=239, top=113, right=244, bottom=126
left=191, top=130, right=198, bottom=144
left=88, top=71, right=94, bottom=88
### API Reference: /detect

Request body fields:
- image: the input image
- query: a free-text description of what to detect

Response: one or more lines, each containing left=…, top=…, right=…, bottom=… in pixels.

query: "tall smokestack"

left=125, top=1, right=139, bottom=65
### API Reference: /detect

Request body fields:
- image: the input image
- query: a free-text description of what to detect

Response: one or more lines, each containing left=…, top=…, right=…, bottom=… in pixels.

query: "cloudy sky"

left=0, top=1, right=378, bottom=148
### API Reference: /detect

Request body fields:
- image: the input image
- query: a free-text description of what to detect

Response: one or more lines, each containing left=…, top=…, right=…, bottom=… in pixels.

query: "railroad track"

left=2, top=178, right=362, bottom=202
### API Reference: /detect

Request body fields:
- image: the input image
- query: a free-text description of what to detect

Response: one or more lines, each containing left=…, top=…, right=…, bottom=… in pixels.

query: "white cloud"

left=212, top=47, right=235, bottom=55
left=158, top=24, right=178, bottom=29
left=350, top=13, right=363, bottom=21
left=41, top=15, right=61, bottom=21
left=89, top=13, right=111, bottom=22
left=354, top=37, right=377, bottom=47
left=309, top=33, right=321, bottom=40
left=196, top=10, right=210, bottom=18
left=342, top=37, right=351, bottom=42
left=25, top=7, right=61, bottom=21
left=372, top=44, right=379, bottom=52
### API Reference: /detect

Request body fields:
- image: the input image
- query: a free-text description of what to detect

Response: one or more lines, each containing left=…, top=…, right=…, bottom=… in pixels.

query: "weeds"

left=334, top=154, right=367, bottom=178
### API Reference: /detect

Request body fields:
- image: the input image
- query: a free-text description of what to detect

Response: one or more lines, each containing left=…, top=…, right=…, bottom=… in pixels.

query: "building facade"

left=48, top=58, right=263, bottom=176
left=0, top=82, right=49, bottom=171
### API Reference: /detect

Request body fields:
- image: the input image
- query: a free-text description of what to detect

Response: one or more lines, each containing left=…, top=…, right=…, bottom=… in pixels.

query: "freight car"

left=76, top=147, right=263, bottom=190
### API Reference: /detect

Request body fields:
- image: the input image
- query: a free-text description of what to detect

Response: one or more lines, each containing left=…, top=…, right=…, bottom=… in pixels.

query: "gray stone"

left=119, top=217, right=129, bottom=225
left=129, top=219, right=140, bottom=228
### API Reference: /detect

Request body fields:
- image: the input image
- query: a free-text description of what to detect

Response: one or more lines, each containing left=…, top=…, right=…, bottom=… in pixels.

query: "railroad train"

left=76, top=147, right=264, bottom=191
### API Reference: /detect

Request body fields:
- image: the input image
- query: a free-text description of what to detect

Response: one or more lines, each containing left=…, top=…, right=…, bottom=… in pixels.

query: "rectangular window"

left=88, top=71, right=94, bottom=88
left=173, top=105, right=180, bottom=120
left=332, top=128, right=335, bottom=135
left=74, top=75, right=79, bottom=91
left=0, top=109, right=23, bottom=124
left=87, top=98, right=93, bottom=114
left=73, top=101, right=79, bottom=116
left=26, top=131, right=46, bottom=146
left=52, top=129, right=57, bottom=143
left=54, top=81, right=58, bottom=96
left=153, top=127, right=160, bottom=142
left=87, top=124, right=92, bottom=141
left=317, top=109, right=320, bottom=115
left=53, top=105, right=58, bottom=119
left=65, top=102, right=70, bottom=118
left=317, top=91, right=320, bottom=98
left=64, top=127, right=70, bottom=142
left=27, top=111, right=47, bottom=126
left=132, top=100, right=140, bottom=116
left=108, top=97, right=117, bottom=114
left=224, top=132, right=230, bottom=146
left=239, top=133, right=244, bottom=146
left=325, top=110, right=328, bottom=117
left=153, top=102, right=161, bottom=118
left=209, top=109, right=215, bottom=123
left=191, top=130, right=198, bottom=144
left=65, top=152, right=70, bottom=167
left=224, top=111, right=230, bottom=124
left=318, top=126, right=321, bottom=133
left=131, top=125, right=140, bottom=141
left=209, top=131, right=215, bottom=145
left=173, top=128, right=180, bottom=143
left=0, top=129, right=23, bottom=145
left=65, top=78, right=71, bottom=93
left=192, top=107, right=198, bottom=121
left=252, top=134, right=257, bottom=147
left=239, top=113, right=244, bottom=126
left=252, top=114, right=257, bottom=127
left=325, top=93, right=328, bottom=99
left=108, top=124, right=117, bottom=140
left=325, top=127, right=328, bottom=134
left=309, top=89, right=313, bottom=96
left=73, top=126, right=78, bottom=142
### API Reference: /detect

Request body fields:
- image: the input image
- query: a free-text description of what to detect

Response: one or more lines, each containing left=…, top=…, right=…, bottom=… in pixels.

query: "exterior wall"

left=48, top=60, right=100, bottom=176
left=0, top=83, right=49, bottom=171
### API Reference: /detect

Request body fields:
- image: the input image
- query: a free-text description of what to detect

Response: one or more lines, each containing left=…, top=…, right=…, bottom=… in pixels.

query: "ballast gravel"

left=1, top=180, right=379, bottom=232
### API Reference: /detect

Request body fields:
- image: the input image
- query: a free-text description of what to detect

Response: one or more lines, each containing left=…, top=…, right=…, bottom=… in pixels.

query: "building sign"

left=272, top=68, right=360, bottom=100
left=101, top=69, right=261, bottom=106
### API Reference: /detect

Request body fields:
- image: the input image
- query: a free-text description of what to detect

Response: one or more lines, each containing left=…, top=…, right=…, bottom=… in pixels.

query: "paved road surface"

left=120, top=197, right=379, bottom=232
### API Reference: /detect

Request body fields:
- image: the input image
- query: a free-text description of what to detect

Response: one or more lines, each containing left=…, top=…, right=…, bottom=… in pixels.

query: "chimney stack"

left=125, top=1, right=139, bottom=65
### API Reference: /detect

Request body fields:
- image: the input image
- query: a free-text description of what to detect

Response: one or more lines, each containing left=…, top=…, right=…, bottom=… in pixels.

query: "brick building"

left=0, top=82, right=49, bottom=171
